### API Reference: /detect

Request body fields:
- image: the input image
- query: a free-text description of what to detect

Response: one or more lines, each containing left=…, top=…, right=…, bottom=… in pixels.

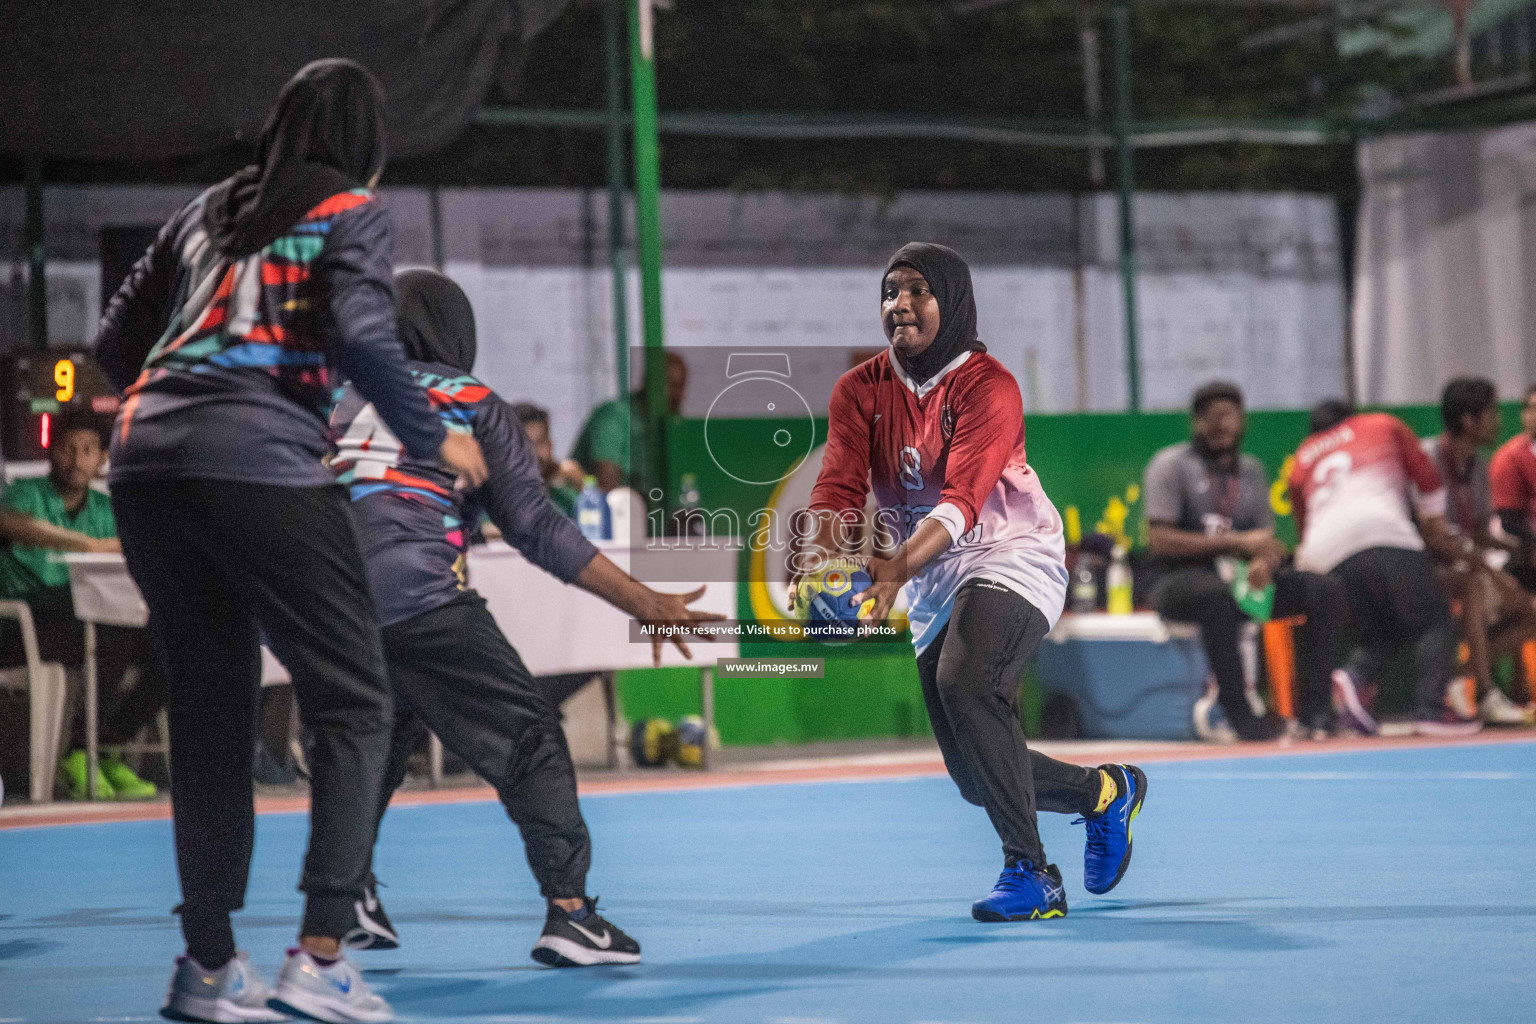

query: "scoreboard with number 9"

left=1, top=349, right=120, bottom=461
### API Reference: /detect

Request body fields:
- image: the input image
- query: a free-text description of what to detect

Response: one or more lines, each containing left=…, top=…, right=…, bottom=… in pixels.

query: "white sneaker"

left=1192, top=686, right=1237, bottom=744
left=162, top=951, right=288, bottom=1023
left=1480, top=688, right=1535, bottom=727
left=1445, top=677, right=1478, bottom=721
left=268, top=948, right=392, bottom=1023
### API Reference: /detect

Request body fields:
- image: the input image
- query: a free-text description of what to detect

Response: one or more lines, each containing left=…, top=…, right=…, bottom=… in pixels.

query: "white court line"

left=1153, top=771, right=1525, bottom=780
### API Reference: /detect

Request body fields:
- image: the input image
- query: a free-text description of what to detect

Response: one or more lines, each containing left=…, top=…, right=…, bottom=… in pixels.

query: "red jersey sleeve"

left=1287, top=456, right=1308, bottom=538
left=1490, top=443, right=1533, bottom=514
left=936, top=368, right=1021, bottom=536
left=809, top=370, right=872, bottom=514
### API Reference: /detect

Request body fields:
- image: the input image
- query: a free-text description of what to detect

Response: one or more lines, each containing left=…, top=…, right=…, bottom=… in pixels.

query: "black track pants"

left=113, top=480, right=393, bottom=960
left=916, top=579, right=1101, bottom=869
left=374, top=592, right=592, bottom=900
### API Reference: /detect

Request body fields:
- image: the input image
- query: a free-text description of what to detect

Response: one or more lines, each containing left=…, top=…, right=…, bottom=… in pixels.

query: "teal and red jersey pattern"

left=124, top=190, right=374, bottom=428
left=331, top=361, right=595, bottom=627
left=97, top=186, right=444, bottom=486
left=333, top=367, right=490, bottom=547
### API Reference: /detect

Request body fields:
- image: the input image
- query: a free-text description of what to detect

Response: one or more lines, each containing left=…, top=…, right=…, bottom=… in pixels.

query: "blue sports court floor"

left=2, top=738, right=1534, bottom=1024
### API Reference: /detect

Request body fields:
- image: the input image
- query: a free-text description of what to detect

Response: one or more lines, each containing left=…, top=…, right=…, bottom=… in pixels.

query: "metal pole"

left=25, top=156, right=47, bottom=351
left=428, top=186, right=445, bottom=271
left=1112, top=0, right=1141, bottom=414
left=1079, top=6, right=1106, bottom=188
left=629, top=0, right=668, bottom=508
left=85, top=620, right=98, bottom=800
left=700, top=665, right=715, bottom=770
left=605, top=0, right=631, bottom=404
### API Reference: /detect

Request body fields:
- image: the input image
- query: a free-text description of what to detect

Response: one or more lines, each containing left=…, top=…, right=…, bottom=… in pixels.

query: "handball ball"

left=675, top=714, right=707, bottom=769
left=629, top=717, right=677, bottom=768
left=792, top=556, right=875, bottom=628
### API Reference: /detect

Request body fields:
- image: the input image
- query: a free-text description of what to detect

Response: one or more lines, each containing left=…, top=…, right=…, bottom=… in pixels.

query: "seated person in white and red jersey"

left=1490, top=382, right=1536, bottom=595
left=804, top=242, right=1147, bottom=924
left=1422, top=378, right=1536, bottom=725
left=1288, top=400, right=1477, bottom=735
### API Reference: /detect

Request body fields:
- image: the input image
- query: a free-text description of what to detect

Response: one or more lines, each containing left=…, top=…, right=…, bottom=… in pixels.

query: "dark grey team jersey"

left=1142, top=441, right=1273, bottom=570
left=329, top=360, right=598, bottom=627
left=95, top=188, right=444, bottom=486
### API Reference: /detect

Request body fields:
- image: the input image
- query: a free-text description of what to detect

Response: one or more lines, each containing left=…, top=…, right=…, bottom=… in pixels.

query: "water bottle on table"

left=576, top=475, right=612, bottom=541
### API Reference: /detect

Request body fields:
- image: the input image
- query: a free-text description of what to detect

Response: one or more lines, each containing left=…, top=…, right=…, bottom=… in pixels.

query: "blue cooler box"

left=1034, top=613, right=1210, bottom=741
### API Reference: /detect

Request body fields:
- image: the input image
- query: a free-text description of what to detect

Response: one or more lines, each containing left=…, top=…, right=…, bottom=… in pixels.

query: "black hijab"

left=204, top=59, right=387, bottom=260
left=883, top=242, right=986, bottom=385
left=395, top=269, right=477, bottom=373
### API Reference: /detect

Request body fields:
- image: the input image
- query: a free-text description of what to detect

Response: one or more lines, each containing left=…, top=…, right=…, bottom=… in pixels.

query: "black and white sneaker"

left=530, top=898, right=640, bottom=967
left=344, top=875, right=400, bottom=951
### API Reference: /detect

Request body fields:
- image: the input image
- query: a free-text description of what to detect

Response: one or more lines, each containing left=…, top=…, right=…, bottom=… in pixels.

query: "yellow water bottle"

left=1106, top=544, right=1134, bottom=615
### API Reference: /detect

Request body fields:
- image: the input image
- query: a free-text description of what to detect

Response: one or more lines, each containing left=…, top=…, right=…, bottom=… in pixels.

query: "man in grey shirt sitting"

left=1143, top=381, right=1357, bottom=741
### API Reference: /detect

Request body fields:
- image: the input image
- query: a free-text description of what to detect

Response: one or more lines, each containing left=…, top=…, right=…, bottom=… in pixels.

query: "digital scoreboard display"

left=1, top=350, right=120, bottom=461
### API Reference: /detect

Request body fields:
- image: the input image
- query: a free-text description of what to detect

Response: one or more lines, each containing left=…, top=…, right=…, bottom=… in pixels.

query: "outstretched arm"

left=574, top=556, right=724, bottom=666
left=475, top=398, right=722, bottom=664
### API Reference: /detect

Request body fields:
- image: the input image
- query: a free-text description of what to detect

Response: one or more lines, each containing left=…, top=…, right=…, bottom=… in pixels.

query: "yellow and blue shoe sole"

left=1093, top=764, right=1148, bottom=896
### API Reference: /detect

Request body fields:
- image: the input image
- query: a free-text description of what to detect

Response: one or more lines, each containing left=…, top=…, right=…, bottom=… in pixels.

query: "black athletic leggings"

left=373, top=592, right=592, bottom=900
left=916, top=578, right=1100, bottom=869
left=113, top=480, right=394, bottom=965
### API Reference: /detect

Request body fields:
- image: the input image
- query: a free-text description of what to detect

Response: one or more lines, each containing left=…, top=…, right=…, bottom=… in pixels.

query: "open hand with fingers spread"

left=631, top=584, right=727, bottom=666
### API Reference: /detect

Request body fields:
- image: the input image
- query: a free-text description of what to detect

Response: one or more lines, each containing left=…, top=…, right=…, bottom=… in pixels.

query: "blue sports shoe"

left=1077, top=763, right=1147, bottom=895
left=971, top=861, right=1067, bottom=922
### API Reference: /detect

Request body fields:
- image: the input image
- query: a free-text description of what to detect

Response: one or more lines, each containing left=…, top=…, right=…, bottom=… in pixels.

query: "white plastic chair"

left=0, top=600, right=67, bottom=803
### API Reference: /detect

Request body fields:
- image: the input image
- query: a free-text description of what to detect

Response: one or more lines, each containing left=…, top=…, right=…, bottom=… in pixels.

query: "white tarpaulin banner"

left=1355, top=123, right=1536, bottom=404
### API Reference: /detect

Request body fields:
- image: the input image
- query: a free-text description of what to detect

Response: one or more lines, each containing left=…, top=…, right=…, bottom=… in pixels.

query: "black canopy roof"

left=1, top=0, right=570, bottom=162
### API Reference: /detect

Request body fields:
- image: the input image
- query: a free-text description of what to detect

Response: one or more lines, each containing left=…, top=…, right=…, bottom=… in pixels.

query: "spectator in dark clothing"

left=1143, top=381, right=1354, bottom=741
left=0, top=411, right=164, bottom=799
left=94, top=58, right=488, bottom=1024
left=1423, top=378, right=1536, bottom=723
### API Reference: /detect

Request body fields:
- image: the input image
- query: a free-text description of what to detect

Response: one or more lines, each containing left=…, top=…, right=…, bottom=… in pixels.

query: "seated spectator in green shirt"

left=512, top=402, right=584, bottom=519
left=0, top=411, right=164, bottom=800
left=570, top=351, right=687, bottom=493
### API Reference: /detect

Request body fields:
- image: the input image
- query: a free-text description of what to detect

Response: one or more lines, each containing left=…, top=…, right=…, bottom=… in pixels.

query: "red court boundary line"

left=4, top=730, right=1534, bottom=832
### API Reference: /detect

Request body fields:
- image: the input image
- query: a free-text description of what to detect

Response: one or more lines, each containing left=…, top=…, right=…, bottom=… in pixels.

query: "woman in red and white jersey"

left=1288, top=400, right=1478, bottom=735
left=804, top=243, right=1147, bottom=922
